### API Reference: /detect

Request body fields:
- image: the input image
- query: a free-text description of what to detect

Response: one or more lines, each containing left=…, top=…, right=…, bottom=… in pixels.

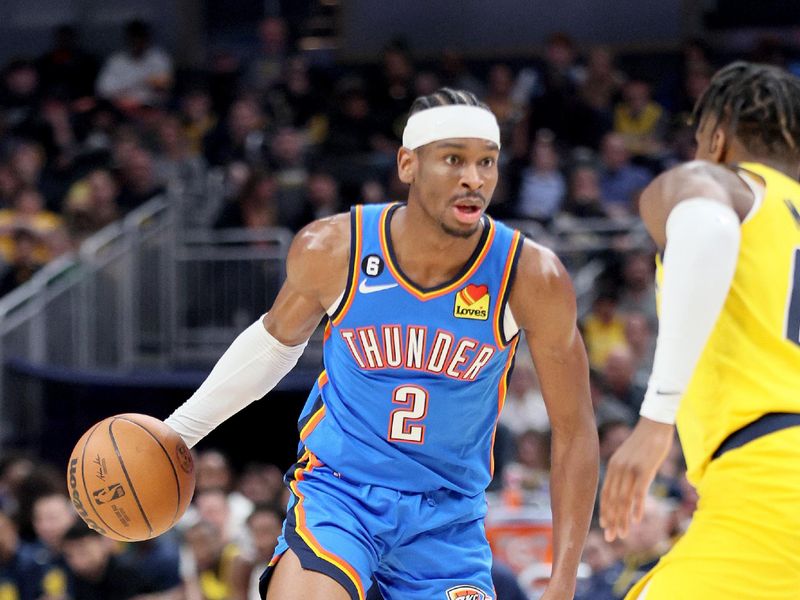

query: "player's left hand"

left=599, top=417, right=674, bottom=542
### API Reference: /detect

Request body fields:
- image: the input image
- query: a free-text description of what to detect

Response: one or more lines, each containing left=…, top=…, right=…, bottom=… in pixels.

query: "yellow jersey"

left=657, top=162, right=800, bottom=485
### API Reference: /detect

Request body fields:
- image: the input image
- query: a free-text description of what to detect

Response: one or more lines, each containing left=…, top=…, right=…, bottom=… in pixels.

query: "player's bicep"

left=264, top=215, right=350, bottom=345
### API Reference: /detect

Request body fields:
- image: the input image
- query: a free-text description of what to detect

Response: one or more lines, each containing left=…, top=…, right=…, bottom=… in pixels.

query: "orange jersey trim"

left=379, top=204, right=496, bottom=301
left=331, top=205, right=363, bottom=326
left=493, top=230, right=523, bottom=349
left=299, top=372, right=328, bottom=441
left=490, top=337, right=520, bottom=476
left=289, top=456, right=366, bottom=600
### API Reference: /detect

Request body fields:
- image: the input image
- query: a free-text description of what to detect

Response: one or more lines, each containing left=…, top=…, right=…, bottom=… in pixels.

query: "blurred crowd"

left=0, top=9, right=798, bottom=600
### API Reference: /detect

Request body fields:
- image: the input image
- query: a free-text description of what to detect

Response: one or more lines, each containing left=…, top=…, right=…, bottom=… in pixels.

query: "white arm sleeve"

left=639, top=198, right=741, bottom=424
left=164, top=316, right=307, bottom=447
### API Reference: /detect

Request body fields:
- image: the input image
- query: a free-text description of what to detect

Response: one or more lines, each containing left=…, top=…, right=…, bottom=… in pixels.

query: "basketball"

left=66, top=413, right=195, bottom=542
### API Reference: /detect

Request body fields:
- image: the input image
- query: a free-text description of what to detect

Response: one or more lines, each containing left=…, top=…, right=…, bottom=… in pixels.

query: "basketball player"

left=165, top=88, right=599, bottom=600
left=600, top=61, right=800, bottom=598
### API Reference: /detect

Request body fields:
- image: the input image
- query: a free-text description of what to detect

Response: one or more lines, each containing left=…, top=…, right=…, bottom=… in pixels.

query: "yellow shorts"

left=626, top=426, right=800, bottom=600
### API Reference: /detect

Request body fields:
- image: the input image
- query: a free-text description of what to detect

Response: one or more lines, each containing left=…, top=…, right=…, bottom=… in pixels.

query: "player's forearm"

left=548, top=419, right=599, bottom=591
left=165, top=315, right=307, bottom=447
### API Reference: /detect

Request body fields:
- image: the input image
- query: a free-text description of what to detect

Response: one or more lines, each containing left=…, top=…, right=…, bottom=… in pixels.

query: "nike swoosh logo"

left=359, top=280, right=399, bottom=294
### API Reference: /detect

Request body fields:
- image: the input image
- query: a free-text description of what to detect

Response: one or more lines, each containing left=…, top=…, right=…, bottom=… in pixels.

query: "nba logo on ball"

left=446, top=585, right=491, bottom=600
left=454, top=284, right=490, bottom=320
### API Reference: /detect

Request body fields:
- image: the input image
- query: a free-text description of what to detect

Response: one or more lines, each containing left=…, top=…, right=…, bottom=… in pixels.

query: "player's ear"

left=397, top=146, right=416, bottom=184
left=708, top=126, right=727, bottom=163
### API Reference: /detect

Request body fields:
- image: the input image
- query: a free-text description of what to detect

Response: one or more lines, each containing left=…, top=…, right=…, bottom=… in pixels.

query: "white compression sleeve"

left=639, top=198, right=741, bottom=424
left=164, top=317, right=307, bottom=447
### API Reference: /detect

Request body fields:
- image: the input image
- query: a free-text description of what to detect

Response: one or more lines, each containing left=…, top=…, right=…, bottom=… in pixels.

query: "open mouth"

left=452, top=202, right=484, bottom=224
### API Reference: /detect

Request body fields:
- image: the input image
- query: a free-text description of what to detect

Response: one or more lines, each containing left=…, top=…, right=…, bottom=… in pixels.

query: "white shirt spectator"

left=96, top=47, right=172, bottom=106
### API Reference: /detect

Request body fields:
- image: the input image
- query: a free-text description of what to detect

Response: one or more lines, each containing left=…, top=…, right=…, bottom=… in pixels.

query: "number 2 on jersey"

left=786, top=248, right=800, bottom=346
left=388, top=385, right=428, bottom=444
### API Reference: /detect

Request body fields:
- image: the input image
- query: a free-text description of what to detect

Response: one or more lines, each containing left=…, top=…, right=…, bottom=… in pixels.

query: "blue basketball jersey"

left=296, top=203, right=524, bottom=496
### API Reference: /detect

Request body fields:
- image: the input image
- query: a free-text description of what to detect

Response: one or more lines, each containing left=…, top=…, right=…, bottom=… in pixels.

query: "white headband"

left=402, top=105, right=501, bottom=150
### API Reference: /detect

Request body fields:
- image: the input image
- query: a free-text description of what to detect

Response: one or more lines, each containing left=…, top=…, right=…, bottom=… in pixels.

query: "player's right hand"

left=599, top=417, right=674, bottom=542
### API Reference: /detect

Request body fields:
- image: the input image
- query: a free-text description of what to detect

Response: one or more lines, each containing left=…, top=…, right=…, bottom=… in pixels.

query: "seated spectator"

left=0, top=187, right=63, bottom=264
left=62, top=522, right=179, bottom=600
left=579, top=46, right=625, bottom=126
left=602, top=345, right=646, bottom=412
left=0, top=164, right=21, bottom=208
left=505, top=429, right=551, bottom=494
left=624, top=312, right=655, bottom=387
left=575, top=528, right=623, bottom=600
left=269, top=127, right=309, bottom=230
left=116, top=145, right=166, bottom=213
left=182, top=520, right=240, bottom=600
left=265, top=56, right=326, bottom=139
left=591, top=369, right=635, bottom=427
left=0, top=509, right=54, bottom=600
left=617, top=251, right=658, bottom=330
left=117, top=535, right=182, bottom=600
left=35, top=24, right=98, bottom=101
left=0, top=60, right=40, bottom=135
left=236, top=464, right=284, bottom=506
left=153, top=113, right=208, bottom=192
left=598, top=132, right=652, bottom=216
left=214, top=171, right=280, bottom=231
left=203, top=96, right=268, bottom=167
left=561, top=163, right=608, bottom=219
left=244, top=16, right=290, bottom=98
left=499, top=350, right=548, bottom=435
left=96, top=20, right=173, bottom=113
left=512, top=129, right=565, bottom=223
left=180, top=89, right=218, bottom=157
left=299, top=171, right=342, bottom=224
left=0, top=228, right=45, bottom=296
left=63, top=168, right=121, bottom=242
left=8, top=141, right=64, bottom=211
left=610, top=495, right=674, bottom=596
left=484, top=63, right=525, bottom=149
left=228, top=503, right=284, bottom=600
left=613, top=78, right=667, bottom=158
left=581, top=287, right=627, bottom=370
left=30, top=493, right=78, bottom=598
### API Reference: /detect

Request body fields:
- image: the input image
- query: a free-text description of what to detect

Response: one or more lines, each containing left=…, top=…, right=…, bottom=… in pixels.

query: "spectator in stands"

left=598, top=132, right=652, bottom=216
left=192, top=451, right=253, bottom=545
left=182, top=520, right=239, bottom=600
left=438, top=49, right=485, bottom=97
left=561, top=163, right=608, bottom=219
left=581, top=287, right=627, bottom=370
left=8, top=141, right=63, bottom=211
left=602, top=345, right=646, bottom=412
left=0, top=60, right=40, bottom=136
left=63, top=168, right=120, bottom=242
left=300, top=170, right=341, bottom=223
left=229, top=503, right=284, bottom=600
left=203, top=96, right=268, bottom=167
left=624, top=312, right=654, bottom=387
left=0, top=509, right=59, bottom=600
left=0, top=455, right=34, bottom=514
left=506, top=429, right=551, bottom=494
left=0, top=186, right=63, bottom=264
left=610, top=496, right=674, bottom=597
left=591, top=369, right=635, bottom=427
left=575, top=528, right=623, bottom=600
left=116, top=145, right=165, bottom=213
left=269, top=127, right=309, bottom=230
left=117, top=535, right=182, bottom=600
left=617, top=250, right=658, bottom=330
left=153, top=113, right=208, bottom=192
left=0, top=164, right=20, bottom=209
left=194, top=488, right=236, bottom=546
left=579, top=46, right=625, bottom=140
left=324, top=77, right=390, bottom=160
left=512, top=129, right=566, bottom=223
left=499, top=350, right=549, bottom=435
left=244, top=16, right=290, bottom=97
left=29, top=493, right=74, bottom=598
left=0, top=228, right=45, bottom=296
left=265, top=56, right=326, bottom=139
left=180, top=89, right=218, bottom=157
left=96, top=20, right=173, bottom=113
left=485, top=63, right=524, bottom=149
left=236, top=464, right=284, bottom=506
left=613, top=78, right=667, bottom=158
left=36, top=24, right=97, bottom=101
left=62, top=522, right=179, bottom=600
left=214, top=170, right=280, bottom=230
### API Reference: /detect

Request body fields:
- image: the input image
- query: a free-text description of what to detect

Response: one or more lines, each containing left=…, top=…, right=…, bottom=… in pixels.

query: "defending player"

left=165, top=89, right=598, bottom=600
left=600, top=62, right=800, bottom=598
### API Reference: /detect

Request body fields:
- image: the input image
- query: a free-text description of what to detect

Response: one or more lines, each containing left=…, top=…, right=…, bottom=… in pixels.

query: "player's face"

left=407, top=138, right=499, bottom=238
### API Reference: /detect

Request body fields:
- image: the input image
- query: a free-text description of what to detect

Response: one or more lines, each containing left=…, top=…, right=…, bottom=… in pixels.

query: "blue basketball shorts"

left=259, top=452, right=496, bottom=600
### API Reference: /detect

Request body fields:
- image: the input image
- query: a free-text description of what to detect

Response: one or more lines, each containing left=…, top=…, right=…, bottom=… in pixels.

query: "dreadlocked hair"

left=409, top=87, right=489, bottom=115
left=690, top=61, right=800, bottom=160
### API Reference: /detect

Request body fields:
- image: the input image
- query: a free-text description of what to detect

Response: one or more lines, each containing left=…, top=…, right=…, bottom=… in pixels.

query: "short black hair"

left=62, top=521, right=100, bottom=542
left=247, top=502, right=286, bottom=525
left=409, top=87, right=489, bottom=116
left=690, top=60, right=800, bottom=160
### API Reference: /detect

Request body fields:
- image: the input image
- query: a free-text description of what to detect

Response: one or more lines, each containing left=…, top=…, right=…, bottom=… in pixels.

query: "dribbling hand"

left=599, top=417, right=674, bottom=542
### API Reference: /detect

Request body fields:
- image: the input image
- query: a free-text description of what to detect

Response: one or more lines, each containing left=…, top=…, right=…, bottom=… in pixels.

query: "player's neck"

left=729, top=149, right=800, bottom=180
left=389, top=203, right=484, bottom=288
